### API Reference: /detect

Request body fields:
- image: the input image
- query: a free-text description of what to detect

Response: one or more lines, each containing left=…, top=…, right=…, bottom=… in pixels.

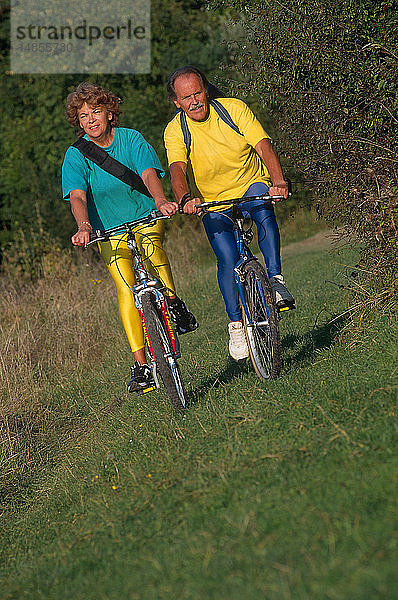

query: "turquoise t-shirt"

left=62, top=127, right=164, bottom=231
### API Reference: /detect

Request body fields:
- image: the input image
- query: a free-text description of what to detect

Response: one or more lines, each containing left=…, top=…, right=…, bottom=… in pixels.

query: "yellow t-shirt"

left=164, top=98, right=271, bottom=204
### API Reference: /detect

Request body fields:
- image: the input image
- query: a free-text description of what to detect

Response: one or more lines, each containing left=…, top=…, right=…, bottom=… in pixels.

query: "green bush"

left=208, top=0, right=397, bottom=300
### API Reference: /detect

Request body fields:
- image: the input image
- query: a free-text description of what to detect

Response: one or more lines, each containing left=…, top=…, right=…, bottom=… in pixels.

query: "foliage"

left=207, top=0, right=398, bottom=298
left=1, top=219, right=69, bottom=282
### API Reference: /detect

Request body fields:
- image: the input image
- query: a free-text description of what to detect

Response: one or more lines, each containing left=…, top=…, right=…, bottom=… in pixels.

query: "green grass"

left=0, top=234, right=397, bottom=600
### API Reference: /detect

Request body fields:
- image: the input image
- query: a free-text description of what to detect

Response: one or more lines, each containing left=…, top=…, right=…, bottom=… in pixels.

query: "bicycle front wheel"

left=240, top=260, right=282, bottom=380
left=141, top=292, right=187, bottom=410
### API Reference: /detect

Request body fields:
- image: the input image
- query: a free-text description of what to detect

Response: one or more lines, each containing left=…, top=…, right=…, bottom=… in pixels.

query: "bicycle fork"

left=234, top=260, right=270, bottom=329
left=232, top=218, right=271, bottom=328
left=127, top=236, right=181, bottom=385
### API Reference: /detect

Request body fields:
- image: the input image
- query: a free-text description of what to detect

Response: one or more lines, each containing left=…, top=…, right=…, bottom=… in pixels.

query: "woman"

left=62, top=82, right=197, bottom=393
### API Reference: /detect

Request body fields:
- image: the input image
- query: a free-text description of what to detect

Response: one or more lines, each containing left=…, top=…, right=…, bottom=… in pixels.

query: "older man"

left=164, top=66, right=295, bottom=361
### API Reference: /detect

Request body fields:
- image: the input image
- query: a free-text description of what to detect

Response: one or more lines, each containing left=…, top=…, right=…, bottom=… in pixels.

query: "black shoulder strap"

left=73, top=137, right=151, bottom=197
left=210, top=99, right=242, bottom=136
left=179, top=99, right=242, bottom=157
left=179, top=112, right=192, bottom=158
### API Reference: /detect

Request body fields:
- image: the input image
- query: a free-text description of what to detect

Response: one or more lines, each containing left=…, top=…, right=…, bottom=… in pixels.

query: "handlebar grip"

left=88, top=231, right=106, bottom=245
left=150, top=209, right=165, bottom=219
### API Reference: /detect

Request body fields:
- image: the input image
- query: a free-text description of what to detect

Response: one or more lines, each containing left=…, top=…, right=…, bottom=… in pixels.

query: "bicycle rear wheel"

left=240, top=260, right=282, bottom=380
left=141, top=292, right=187, bottom=410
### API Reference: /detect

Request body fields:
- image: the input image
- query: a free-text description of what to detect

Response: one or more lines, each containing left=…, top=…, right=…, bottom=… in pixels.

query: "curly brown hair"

left=65, top=82, right=122, bottom=136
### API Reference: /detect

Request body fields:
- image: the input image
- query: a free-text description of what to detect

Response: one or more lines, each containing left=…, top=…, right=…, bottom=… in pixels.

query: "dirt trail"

left=282, top=228, right=345, bottom=257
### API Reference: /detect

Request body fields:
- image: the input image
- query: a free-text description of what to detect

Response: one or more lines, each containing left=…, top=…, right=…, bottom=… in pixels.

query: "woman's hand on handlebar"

left=72, top=226, right=91, bottom=248
left=157, top=199, right=179, bottom=216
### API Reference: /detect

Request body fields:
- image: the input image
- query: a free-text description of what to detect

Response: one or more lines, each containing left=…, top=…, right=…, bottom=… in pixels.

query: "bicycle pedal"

left=278, top=304, right=296, bottom=313
left=141, top=384, right=157, bottom=395
left=128, top=383, right=155, bottom=395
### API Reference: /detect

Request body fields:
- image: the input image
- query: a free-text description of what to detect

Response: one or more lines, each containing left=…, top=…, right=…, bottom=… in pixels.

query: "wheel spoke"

left=141, top=293, right=187, bottom=409
left=240, top=261, right=282, bottom=380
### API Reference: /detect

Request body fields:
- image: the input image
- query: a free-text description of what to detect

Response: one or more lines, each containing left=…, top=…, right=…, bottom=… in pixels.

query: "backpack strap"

left=73, top=137, right=152, bottom=197
left=179, top=99, right=242, bottom=157
left=210, top=99, right=242, bottom=136
left=179, top=111, right=192, bottom=157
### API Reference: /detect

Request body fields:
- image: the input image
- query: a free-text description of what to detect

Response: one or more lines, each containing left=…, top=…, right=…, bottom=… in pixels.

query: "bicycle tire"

left=239, top=260, right=283, bottom=380
left=141, top=292, right=187, bottom=410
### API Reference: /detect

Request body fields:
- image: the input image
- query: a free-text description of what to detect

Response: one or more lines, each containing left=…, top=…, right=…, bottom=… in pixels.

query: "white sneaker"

left=228, top=321, right=249, bottom=361
left=269, top=275, right=295, bottom=309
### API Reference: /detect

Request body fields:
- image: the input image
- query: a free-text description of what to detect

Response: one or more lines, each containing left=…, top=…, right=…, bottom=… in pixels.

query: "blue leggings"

left=202, top=182, right=281, bottom=321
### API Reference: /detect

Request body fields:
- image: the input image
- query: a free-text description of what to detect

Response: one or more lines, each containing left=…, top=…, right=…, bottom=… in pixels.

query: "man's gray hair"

left=167, top=66, right=209, bottom=101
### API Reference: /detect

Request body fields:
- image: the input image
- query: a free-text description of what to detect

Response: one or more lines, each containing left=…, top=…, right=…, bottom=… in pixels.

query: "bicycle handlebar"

left=87, top=209, right=170, bottom=245
left=87, top=194, right=285, bottom=245
left=178, top=195, right=285, bottom=214
left=196, top=195, right=284, bottom=211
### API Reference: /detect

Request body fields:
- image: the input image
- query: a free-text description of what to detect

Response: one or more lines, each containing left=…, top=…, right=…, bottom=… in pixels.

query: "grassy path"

left=0, top=233, right=397, bottom=599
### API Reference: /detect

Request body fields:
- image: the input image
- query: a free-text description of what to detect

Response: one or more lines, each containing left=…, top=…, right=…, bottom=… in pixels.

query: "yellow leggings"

left=99, top=220, right=176, bottom=354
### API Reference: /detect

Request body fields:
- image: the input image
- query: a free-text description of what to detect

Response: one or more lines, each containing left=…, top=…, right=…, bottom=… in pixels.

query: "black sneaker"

left=269, top=275, right=296, bottom=311
left=127, top=362, right=156, bottom=394
left=168, top=296, right=198, bottom=335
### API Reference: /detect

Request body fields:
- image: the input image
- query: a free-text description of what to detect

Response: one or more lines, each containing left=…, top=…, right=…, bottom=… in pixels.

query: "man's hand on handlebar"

left=182, top=197, right=202, bottom=215
left=269, top=181, right=289, bottom=202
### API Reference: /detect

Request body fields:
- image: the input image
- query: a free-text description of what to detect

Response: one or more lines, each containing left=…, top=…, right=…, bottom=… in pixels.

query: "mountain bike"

left=195, top=195, right=291, bottom=380
left=88, top=210, right=187, bottom=410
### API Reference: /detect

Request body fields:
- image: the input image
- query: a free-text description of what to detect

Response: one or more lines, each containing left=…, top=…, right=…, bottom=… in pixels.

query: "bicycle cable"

left=108, top=225, right=173, bottom=297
